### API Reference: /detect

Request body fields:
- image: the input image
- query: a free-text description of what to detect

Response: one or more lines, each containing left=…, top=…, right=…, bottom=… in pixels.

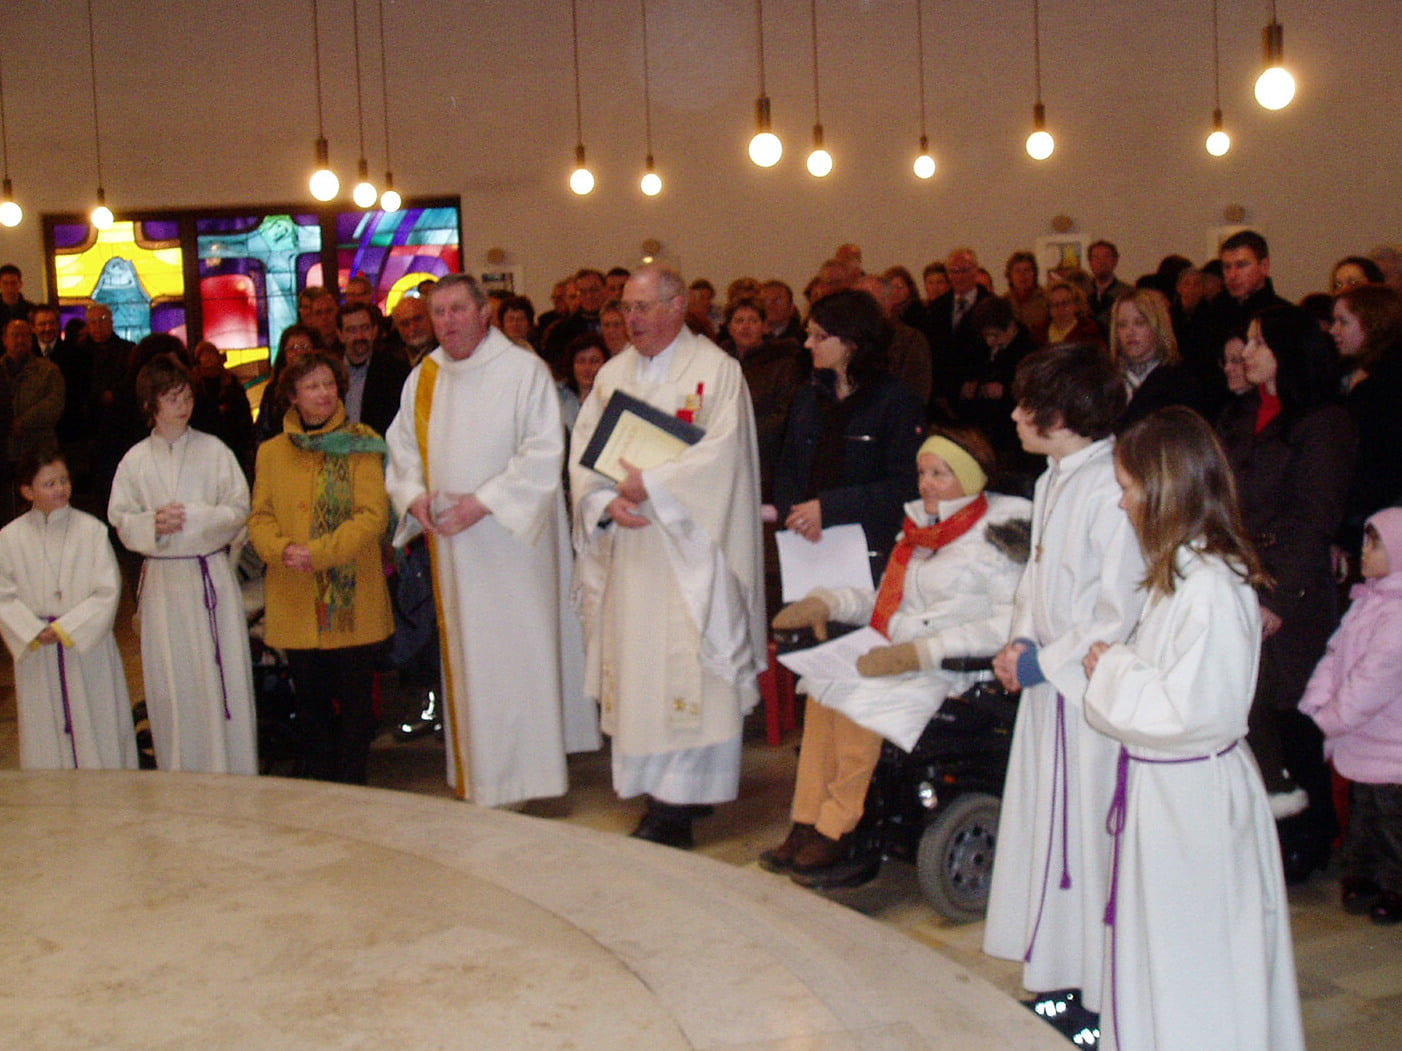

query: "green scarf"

left=289, top=424, right=389, bottom=633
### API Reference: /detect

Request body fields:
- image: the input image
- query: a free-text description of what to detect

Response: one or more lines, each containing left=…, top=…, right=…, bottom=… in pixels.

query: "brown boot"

left=758, top=822, right=817, bottom=873
left=790, top=830, right=849, bottom=874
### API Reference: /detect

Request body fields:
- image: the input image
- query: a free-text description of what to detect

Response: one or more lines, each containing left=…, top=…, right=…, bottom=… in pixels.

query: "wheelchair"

left=847, top=656, right=1019, bottom=923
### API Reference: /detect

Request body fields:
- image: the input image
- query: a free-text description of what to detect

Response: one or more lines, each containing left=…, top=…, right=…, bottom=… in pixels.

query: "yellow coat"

left=249, top=404, right=393, bottom=651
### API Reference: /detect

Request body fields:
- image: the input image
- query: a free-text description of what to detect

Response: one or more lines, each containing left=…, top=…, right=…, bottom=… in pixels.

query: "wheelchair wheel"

left=916, top=792, right=1000, bottom=924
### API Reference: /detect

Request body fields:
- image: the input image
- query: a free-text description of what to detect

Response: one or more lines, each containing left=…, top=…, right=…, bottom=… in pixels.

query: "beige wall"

left=0, top=0, right=1397, bottom=307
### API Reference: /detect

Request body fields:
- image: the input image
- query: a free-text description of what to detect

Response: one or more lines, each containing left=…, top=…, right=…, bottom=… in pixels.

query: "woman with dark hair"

left=498, top=295, right=536, bottom=349
left=1218, top=304, right=1358, bottom=882
left=256, top=324, right=317, bottom=444
left=1332, top=283, right=1402, bottom=557
left=1330, top=255, right=1386, bottom=294
left=557, top=333, right=608, bottom=432
left=249, top=350, right=392, bottom=784
left=883, top=265, right=927, bottom=331
left=1108, top=287, right=1203, bottom=429
left=1003, top=250, right=1049, bottom=334
left=774, top=288, right=925, bottom=583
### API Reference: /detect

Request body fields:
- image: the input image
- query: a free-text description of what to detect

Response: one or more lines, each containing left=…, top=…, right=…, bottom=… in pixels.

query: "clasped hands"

left=154, top=502, right=186, bottom=537
left=410, top=490, right=490, bottom=537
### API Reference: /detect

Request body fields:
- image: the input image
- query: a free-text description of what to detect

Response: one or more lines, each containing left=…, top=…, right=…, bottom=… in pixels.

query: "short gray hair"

left=427, top=273, right=489, bottom=308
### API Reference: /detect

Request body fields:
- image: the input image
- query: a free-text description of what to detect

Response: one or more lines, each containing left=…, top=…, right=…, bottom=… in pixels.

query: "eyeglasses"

left=618, top=300, right=664, bottom=317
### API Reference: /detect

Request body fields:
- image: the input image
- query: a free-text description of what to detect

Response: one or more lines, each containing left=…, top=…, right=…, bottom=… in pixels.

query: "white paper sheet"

left=776, top=626, right=888, bottom=682
left=776, top=523, right=874, bottom=601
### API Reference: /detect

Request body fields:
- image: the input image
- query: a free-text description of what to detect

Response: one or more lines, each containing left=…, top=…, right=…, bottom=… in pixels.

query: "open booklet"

left=577, top=389, right=705, bottom=484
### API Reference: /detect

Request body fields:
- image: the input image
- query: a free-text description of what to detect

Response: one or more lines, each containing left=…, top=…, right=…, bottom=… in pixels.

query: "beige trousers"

left=790, top=696, right=884, bottom=840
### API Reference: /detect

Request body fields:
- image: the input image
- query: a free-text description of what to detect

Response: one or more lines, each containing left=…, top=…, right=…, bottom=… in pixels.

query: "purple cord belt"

left=45, top=616, right=78, bottom=767
left=146, top=548, right=231, bottom=719
left=1024, top=692, right=1073, bottom=963
left=1103, top=739, right=1240, bottom=1047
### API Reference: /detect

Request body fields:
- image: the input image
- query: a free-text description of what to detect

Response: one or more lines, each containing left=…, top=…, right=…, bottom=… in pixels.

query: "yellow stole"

left=415, top=357, right=472, bottom=800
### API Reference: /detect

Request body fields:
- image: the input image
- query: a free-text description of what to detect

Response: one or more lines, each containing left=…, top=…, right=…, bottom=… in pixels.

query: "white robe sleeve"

left=385, top=365, right=427, bottom=548
left=0, top=527, right=45, bottom=658
left=1084, top=559, right=1259, bottom=752
left=52, top=521, right=123, bottom=655
left=471, top=356, right=565, bottom=547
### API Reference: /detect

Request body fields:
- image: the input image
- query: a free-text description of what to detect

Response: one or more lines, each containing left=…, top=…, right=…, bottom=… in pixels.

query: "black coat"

left=1340, top=351, right=1402, bottom=554
left=357, top=348, right=411, bottom=437
left=922, top=286, right=995, bottom=418
left=1117, top=362, right=1206, bottom=431
left=1218, top=392, right=1357, bottom=706
left=774, top=370, right=925, bottom=579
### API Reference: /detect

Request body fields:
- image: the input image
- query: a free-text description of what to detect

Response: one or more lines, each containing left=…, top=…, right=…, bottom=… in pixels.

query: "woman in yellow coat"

left=249, top=351, right=393, bottom=783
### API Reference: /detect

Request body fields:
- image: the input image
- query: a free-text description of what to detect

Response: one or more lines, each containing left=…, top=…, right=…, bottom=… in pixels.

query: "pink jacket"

left=1299, top=570, right=1402, bottom=784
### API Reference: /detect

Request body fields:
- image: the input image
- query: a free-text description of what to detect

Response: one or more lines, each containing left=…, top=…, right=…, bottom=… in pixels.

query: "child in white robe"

left=1083, top=407, right=1303, bottom=1051
left=0, top=447, right=137, bottom=770
left=109, top=353, right=257, bottom=774
left=984, top=344, right=1145, bottom=1046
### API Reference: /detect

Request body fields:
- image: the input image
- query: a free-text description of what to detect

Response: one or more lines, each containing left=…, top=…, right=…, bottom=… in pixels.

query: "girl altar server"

left=109, top=354, right=257, bottom=774
left=0, top=446, right=137, bottom=769
left=1083, top=406, right=1304, bottom=1050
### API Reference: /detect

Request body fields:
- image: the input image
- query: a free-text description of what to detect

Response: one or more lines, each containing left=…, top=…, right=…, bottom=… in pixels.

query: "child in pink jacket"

left=1300, top=507, right=1402, bottom=924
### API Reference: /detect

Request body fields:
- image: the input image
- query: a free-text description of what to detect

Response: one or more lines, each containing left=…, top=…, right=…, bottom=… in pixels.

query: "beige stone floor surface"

left=1, top=577, right=1398, bottom=1048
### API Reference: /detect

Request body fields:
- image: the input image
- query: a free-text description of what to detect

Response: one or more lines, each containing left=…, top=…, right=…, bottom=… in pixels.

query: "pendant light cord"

left=915, top=0, right=928, bottom=138
left=809, top=0, right=821, bottom=124
left=352, top=0, right=367, bottom=158
left=755, top=0, right=767, bottom=96
left=377, top=0, right=392, bottom=169
left=571, top=0, right=585, bottom=147
left=311, top=0, right=326, bottom=138
left=1032, top=0, right=1043, bottom=105
left=85, top=0, right=104, bottom=186
left=0, top=51, right=11, bottom=176
left=1211, top=0, right=1222, bottom=110
left=640, top=0, right=653, bottom=155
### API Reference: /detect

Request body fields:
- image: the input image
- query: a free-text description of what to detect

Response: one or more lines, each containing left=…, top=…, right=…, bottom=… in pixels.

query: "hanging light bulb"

left=806, top=124, right=832, bottom=178
left=90, top=186, right=113, bottom=230
left=307, top=0, right=340, bottom=201
left=379, top=171, right=401, bottom=212
left=1254, top=18, right=1295, bottom=109
left=747, top=1, right=782, bottom=167
left=1205, top=108, right=1231, bottom=157
left=352, top=158, right=378, bottom=208
left=310, top=136, right=339, bottom=201
left=570, top=143, right=595, bottom=195
left=640, top=154, right=662, bottom=197
left=375, top=0, right=402, bottom=214
left=1026, top=102, right=1054, bottom=160
left=0, top=180, right=21, bottom=228
left=911, top=0, right=936, bottom=181
left=0, top=52, right=21, bottom=227
left=749, top=96, right=782, bottom=168
left=913, top=135, right=936, bottom=179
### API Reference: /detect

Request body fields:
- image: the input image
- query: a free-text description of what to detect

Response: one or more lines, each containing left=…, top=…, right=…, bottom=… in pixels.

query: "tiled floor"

left=2, top=583, right=1398, bottom=1048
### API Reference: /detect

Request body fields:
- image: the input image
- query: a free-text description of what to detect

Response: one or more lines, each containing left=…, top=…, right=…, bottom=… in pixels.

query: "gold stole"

left=415, top=358, right=472, bottom=799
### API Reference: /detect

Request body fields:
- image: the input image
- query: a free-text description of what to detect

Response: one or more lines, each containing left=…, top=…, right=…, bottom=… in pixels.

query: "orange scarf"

left=870, top=493, right=989, bottom=637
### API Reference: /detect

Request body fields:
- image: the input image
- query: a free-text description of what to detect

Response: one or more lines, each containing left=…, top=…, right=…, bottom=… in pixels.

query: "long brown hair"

left=1115, top=406, right=1268, bottom=596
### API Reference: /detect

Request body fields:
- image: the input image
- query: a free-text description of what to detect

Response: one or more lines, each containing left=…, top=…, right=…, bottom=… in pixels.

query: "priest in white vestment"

left=385, top=275, right=597, bottom=808
left=571, top=265, right=766, bottom=848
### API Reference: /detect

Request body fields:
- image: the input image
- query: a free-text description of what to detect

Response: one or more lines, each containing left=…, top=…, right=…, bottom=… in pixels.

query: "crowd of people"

left=1, top=228, right=1401, bottom=1048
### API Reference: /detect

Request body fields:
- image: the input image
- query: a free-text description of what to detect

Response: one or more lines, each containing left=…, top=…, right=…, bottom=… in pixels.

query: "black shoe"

left=394, top=688, right=442, bottom=740
left=790, top=852, right=882, bottom=889
left=758, top=823, right=818, bottom=874
left=1024, top=989, right=1100, bottom=1046
left=630, top=812, right=694, bottom=849
left=1281, top=841, right=1331, bottom=886
left=1341, top=876, right=1382, bottom=915
left=1372, top=890, right=1402, bottom=925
